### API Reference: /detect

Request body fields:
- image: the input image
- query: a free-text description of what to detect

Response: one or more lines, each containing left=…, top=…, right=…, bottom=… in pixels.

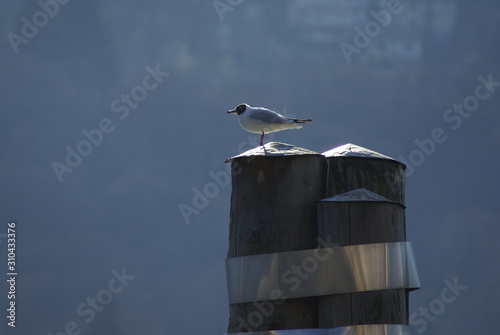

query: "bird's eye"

left=237, top=105, right=245, bottom=112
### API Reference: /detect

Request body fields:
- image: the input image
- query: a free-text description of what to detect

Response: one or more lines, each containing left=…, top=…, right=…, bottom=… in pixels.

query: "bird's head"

left=227, top=103, right=249, bottom=115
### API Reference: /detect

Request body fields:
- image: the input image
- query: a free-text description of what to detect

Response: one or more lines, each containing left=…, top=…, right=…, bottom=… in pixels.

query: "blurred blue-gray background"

left=1, top=1, right=499, bottom=334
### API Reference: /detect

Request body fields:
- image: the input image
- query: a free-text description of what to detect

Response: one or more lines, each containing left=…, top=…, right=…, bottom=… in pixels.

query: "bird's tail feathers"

left=287, top=117, right=312, bottom=124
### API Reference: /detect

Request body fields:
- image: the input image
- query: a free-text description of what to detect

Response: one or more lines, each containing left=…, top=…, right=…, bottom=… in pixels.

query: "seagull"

left=227, top=103, right=312, bottom=146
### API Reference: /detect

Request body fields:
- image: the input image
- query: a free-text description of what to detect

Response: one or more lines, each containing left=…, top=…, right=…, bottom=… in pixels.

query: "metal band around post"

left=226, top=242, right=419, bottom=304
left=230, top=324, right=410, bottom=335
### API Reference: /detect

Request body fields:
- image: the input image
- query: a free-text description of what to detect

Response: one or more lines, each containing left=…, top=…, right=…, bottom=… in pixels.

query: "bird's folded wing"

left=249, top=109, right=289, bottom=123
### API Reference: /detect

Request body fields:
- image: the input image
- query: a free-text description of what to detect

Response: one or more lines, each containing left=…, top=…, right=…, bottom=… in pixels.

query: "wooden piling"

left=226, top=143, right=324, bottom=332
left=317, top=144, right=409, bottom=328
left=225, top=142, right=417, bottom=332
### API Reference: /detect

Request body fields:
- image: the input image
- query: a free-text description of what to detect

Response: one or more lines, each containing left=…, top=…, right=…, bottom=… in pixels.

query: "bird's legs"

left=260, top=130, right=267, bottom=153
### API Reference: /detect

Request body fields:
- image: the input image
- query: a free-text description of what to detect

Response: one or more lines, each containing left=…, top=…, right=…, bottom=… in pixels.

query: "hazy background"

left=1, top=0, right=499, bottom=334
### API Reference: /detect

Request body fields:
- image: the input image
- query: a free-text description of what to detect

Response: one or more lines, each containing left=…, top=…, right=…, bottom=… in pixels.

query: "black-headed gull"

left=227, top=103, right=312, bottom=146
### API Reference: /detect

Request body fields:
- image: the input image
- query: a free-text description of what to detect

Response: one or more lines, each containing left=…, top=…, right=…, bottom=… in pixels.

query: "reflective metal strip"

left=230, top=324, right=409, bottom=335
left=226, top=242, right=419, bottom=304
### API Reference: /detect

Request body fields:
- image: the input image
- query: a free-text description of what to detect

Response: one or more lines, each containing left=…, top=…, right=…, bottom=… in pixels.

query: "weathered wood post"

left=225, top=142, right=324, bottom=332
left=225, top=142, right=419, bottom=333
left=317, top=143, right=413, bottom=328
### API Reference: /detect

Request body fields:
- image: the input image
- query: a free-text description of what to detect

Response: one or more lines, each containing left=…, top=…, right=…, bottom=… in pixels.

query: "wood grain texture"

left=227, top=155, right=324, bottom=332
left=317, top=202, right=406, bottom=246
left=317, top=157, right=408, bottom=328
left=227, top=151, right=411, bottom=332
left=325, top=157, right=406, bottom=205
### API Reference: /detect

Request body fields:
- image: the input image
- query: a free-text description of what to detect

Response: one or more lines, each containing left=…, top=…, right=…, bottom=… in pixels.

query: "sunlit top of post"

left=322, top=143, right=397, bottom=161
left=224, top=141, right=320, bottom=163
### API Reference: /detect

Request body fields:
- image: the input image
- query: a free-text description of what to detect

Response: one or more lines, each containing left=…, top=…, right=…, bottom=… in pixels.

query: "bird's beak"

left=227, top=109, right=237, bottom=114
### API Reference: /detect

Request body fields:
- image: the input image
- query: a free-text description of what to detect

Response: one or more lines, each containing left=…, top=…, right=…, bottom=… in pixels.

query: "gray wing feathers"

left=249, top=108, right=312, bottom=124
left=249, top=109, right=291, bottom=123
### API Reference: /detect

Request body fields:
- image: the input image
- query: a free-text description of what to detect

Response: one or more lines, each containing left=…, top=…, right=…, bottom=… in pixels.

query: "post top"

left=322, top=143, right=396, bottom=161
left=224, top=142, right=320, bottom=163
left=319, top=188, right=396, bottom=203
